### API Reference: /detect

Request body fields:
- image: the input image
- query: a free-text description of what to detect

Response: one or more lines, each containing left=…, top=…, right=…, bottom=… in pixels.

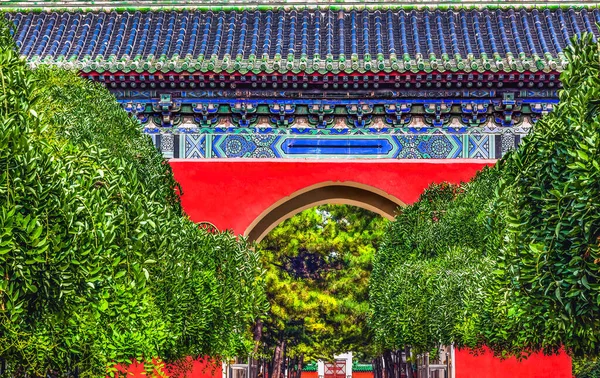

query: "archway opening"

left=255, top=203, right=389, bottom=378
left=244, top=182, right=404, bottom=244
left=250, top=183, right=405, bottom=378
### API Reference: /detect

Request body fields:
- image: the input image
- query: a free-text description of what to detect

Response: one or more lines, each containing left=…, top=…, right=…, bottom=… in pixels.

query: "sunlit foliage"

left=257, top=205, right=387, bottom=366
left=0, top=24, right=266, bottom=377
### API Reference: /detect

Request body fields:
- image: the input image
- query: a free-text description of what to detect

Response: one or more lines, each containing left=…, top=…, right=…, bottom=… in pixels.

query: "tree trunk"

left=263, top=359, right=269, bottom=378
left=253, top=319, right=264, bottom=355
left=296, top=354, right=304, bottom=378
left=372, top=356, right=382, bottom=378
left=282, top=345, right=288, bottom=378
left=271, top=340, right=286, bottom=378
left=267, top=356, right=274, bottom=378
left=287, top=357, right=294, bottom=378
left=371, top=358, right=378, bottom=378
left=383, top=351, right=394, bottom=378
left=250, top=320, right=264, bottom=378
left=249, top=357, right=258, bottom=378
left=404, top=347, right=413, bottom=378
left=289, top=357, right=297, bottom=378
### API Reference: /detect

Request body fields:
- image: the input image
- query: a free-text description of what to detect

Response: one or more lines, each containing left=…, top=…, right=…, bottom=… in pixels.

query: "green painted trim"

left=204, top=134, right=212, bottom=158
left=353, top=364, right=374, bottom=372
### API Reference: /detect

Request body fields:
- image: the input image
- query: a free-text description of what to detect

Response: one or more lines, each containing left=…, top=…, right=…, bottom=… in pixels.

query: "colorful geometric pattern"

left=184, top=134, right=206, bottom=158
left=8, top=5, right=559, bottom=161
left=121, top=96, right=556, bottom=131
left=155, top=131, right=519, bottom=159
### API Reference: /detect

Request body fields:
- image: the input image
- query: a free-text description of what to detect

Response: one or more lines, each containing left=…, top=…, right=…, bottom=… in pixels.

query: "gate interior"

left=415, top=346, right=453, bottom=378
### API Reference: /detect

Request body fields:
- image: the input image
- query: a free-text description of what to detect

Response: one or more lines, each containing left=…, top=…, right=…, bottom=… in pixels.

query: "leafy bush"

left=369, top=168, right=500, bottom=353
left=575, top=358, right=600, bottom=378
left=0, top=23, right=266, bottom=377
left=483, top=33, right=600, bottom=357
left=371, top=33, right=600, bottom=359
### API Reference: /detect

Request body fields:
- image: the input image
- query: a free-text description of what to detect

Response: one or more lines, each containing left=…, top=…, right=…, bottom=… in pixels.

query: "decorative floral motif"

left=161, top=134, right=174, bottom=153
left=224, top=135, right=256, bottom=158
left=501, top=134, right=516, bottom=154
left=419, top=135, right=455, bottom=159
left=253, top=147, right=277, bottom=158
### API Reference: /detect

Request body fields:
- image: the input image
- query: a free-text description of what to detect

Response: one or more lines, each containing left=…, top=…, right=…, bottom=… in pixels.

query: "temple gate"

left=5, top=1, right=586, bottom=376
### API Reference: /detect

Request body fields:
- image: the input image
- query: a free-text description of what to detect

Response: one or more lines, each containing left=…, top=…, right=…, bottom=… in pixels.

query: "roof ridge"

left=2, top=1, right=600, bottom=12
left=9, top=7, right=597, bottom=74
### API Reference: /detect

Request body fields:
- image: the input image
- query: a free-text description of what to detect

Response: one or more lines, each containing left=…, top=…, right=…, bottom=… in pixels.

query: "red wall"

left=455, top=348, right=572, bottom=378
left=301, top=372, right=318, bottom=378
left=121, top=358, right=222, bottom=378
left=169, top=159, right=494, bottom=235
left=298, top=355, right=572, bottom=378
left=167, top=158, right=572, bottom=378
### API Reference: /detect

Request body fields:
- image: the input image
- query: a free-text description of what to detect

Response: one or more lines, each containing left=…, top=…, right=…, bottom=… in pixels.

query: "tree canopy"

left=370, top=34, right=600, bottom=360
left=0, top=23, right=266, bottom=377
left=256, top=204, right=387, bottom=371
left=369, top=170, right=500, bottom=353
left=483, top=33, right=600, bottom=358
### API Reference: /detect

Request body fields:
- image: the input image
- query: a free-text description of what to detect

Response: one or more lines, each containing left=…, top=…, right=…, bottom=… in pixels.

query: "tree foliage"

left=370, top=34, right=600, bottom=360
left=0, top=24, right=266, bottom=377
left=574, top=357, right=600, bottom=378
left=257, top=205, right=387, bottom=364
left=369, top=170, right=500, bottom=353
left=483, top=33, right=600, bottom=357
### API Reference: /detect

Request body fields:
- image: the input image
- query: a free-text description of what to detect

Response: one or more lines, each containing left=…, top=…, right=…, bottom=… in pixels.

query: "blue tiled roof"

left=8, top=8, right=600, bottom=74
left=1, top=1, right=599, bottom=10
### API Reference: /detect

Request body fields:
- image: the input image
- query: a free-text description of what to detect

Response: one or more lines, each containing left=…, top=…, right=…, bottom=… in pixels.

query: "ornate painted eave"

left=9, top=8, right=600, bottom=75
left=8, top=6, right=580, bottom=160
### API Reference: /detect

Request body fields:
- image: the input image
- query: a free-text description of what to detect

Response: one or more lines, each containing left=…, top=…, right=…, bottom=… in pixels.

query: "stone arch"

left=244, top=181, right=404, bottom=243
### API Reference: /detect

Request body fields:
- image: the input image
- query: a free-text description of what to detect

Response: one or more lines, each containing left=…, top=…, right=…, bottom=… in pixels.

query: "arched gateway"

left=245, top=181, right=403, bottom=243
left=6, top=1, right=584, bottom=377
left=169, top=159, right=492, bottom=240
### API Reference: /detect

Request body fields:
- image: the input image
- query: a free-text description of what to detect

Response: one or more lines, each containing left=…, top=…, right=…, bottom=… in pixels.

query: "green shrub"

left=369, top=168, right=500, bottom=353
left=0, top=23, right=266, bottom=377
left=483, top=33, right=600, bottom=357
left=371, top=33, right=600, bottom=359
left=575, top=357, right=600, bottom=378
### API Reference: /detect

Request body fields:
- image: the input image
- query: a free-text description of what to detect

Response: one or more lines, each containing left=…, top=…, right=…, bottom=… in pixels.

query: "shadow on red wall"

left=119, top=358, right=222, bottom=378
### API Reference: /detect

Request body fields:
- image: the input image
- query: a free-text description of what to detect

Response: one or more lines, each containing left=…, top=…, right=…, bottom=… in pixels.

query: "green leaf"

left=114, top=270, right=127, bottom=279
